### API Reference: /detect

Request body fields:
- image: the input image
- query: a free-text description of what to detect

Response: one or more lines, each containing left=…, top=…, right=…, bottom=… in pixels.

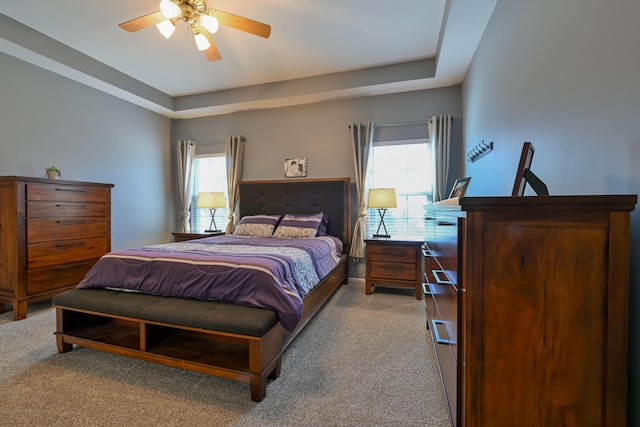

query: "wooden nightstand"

left=172, top=231, right=224, bottom=242
left=365, top=237, right=424, bottom=299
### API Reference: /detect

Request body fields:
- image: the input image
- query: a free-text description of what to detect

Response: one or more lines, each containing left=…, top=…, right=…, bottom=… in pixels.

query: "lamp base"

left=372, top=233, right=391, bottom=238
left=205, top=229, right=221, bottom=233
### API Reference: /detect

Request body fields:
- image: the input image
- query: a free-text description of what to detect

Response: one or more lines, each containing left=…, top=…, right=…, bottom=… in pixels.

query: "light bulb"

left=156, top=20, right=176, bottom=39
left=200, top=14, right=219, bottom=34
left=159, top=0, right=181, bottom=19
left=194, top=32, right=211, bottom=50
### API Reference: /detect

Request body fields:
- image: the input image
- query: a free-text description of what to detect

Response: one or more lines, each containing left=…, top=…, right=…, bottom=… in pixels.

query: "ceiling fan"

left=119, top=0, right=271, bottom=61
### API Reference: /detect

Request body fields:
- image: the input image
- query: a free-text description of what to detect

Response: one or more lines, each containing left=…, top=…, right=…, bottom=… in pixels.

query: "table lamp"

left=368, top=188, right=397, bottom=238
left=197, top=192, right=226, bottom=232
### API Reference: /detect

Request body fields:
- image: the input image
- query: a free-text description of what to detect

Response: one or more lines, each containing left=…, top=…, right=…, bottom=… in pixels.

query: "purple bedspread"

left=76, top=235, right=343, bottom=332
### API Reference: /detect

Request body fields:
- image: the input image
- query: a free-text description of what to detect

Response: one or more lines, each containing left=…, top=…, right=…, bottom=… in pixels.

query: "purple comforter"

left=76, top=235, right=343, bottom=332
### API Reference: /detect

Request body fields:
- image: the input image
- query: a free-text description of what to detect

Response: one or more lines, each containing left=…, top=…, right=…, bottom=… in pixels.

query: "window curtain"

left=225, top=135, right=245, bottom=234
left=349, top=121, right=374, bottom=259
left=428, top=115, right=452, bottom=202
left=177, top=140, right=197, bottom=232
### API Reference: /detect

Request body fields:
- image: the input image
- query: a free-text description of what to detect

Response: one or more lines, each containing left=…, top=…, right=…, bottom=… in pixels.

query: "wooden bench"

left=53, top=288, right=283, bottom=401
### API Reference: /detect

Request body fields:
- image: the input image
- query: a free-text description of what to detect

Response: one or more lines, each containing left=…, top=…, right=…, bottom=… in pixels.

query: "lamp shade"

left=368, top=188, right=397, bottom=209
left=198, top=192, right=226, bottom=209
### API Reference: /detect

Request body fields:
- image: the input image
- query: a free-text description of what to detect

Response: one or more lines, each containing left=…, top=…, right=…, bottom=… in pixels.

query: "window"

left=366, top=139, right=432, bottom=237
left=190, top=155, right=229, bottom=232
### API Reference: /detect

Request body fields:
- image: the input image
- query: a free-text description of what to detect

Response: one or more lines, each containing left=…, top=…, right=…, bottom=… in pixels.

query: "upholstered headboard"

left=238, top=178, right=351, bottom=245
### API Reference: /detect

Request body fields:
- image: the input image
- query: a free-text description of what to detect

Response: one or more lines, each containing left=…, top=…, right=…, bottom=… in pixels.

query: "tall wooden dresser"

left=0, top=176, right=113, bottom=320
left=423, top=195, right=636, bottom=427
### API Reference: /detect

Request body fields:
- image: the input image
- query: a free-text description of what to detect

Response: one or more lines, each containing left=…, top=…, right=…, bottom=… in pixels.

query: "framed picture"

left=284, top=158, right=307, bottom=178
left=511, top=141, right=549, bottom=196
left=449, top=177, right=471, bottom=199
left=512, top=142, right=535, bottom=196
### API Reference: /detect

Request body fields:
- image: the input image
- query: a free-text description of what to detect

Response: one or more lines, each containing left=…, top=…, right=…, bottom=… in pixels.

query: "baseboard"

left=348, top=277, right=365, bottom=286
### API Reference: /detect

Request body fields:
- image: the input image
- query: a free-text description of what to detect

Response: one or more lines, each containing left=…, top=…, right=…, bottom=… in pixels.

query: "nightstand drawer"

left=369, top=261, right=417, bottom=281
left=367, top=244, right=416, bottom=262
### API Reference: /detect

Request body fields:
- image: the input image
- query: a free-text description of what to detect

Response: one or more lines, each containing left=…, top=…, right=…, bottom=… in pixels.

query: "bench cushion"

left=53, top=289, right=280, bottom=337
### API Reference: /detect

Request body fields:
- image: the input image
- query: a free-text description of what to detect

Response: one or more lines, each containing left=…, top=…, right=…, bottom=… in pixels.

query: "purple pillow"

left=233, top=214, right=281, bottom=237
left=317, top=213, right=329, bottom=236
left=273, top=212, right=324, bottom=238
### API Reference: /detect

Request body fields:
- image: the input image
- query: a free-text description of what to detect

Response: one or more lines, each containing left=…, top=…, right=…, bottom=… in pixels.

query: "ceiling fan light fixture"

left=159, top=0, right=181, bottom=19
left=156, top=20, right=176, bottom=39
left=194, top=32, right=211, bottom=50
left=200, top=14, right=219, bottom=34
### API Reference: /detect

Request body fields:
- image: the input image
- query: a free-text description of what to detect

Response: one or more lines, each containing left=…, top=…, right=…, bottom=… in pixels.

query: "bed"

left=52, top=178, right=351, bottom=401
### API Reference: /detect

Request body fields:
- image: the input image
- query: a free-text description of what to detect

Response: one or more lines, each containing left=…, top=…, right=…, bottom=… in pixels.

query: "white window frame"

left=366, top=138, right=432, bottom=237
left=190, top=154, right=229, bottom=233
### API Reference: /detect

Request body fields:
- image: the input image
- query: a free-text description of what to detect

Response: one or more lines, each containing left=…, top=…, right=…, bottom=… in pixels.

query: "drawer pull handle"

left=55, top=188, right=86, bottom=193
left=54, top=204, right=87, bottom=208
left=55, top=220, right=87, bottom=225
left=422, top=283, right=433, bottom=296
left=432, top=270, right=452, bottom=285
left=55, top=262, right=88, bottom=271
left=431, top=319, right=454, bottom=345
left=422, top=249, right=435, bottom=258
left=56, top=242, right=87, bottom=248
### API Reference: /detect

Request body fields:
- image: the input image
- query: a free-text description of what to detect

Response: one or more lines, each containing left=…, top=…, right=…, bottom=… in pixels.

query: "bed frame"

left=52, top=178, right=351, bottom=401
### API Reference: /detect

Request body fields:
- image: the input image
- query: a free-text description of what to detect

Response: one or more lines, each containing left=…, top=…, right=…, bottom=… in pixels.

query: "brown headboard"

left=238, top=178, right=351, bottom=244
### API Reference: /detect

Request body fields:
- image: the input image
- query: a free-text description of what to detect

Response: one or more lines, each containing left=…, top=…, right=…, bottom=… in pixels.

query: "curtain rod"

left=348, top=118, right=452, bottom=129
left=197, top=136, right=245, bottom=145
left=375, top=120, right=429, bottom=128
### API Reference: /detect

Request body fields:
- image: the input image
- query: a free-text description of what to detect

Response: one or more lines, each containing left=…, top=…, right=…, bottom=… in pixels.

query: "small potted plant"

left=45, top=166, right=61, bottom=179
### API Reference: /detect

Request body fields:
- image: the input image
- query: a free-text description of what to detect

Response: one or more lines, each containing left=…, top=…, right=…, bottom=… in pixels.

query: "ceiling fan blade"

left=207, top=10, right=272, bottom=39
left=119, top=11, right=166, bottom=32
left=200, top=28, right=222, bottom=61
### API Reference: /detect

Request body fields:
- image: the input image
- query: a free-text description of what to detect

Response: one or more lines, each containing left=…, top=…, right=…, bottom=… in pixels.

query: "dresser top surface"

left=0, top=176, right=114, bottom=187
left=428, top=194, right=637, bottom=214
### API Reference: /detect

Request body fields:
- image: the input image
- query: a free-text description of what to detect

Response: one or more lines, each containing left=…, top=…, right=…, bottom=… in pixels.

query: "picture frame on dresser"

left=512, top=142, right=549, bottom=196
left=449, top=177, right=471, bottom=199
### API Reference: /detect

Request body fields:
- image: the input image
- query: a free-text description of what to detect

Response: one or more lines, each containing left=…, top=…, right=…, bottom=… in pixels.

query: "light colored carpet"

left=0, top=283, right=450, bottom=426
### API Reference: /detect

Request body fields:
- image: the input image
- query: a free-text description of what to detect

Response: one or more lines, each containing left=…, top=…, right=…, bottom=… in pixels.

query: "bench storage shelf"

left=53, top=288, right=285, bottom=401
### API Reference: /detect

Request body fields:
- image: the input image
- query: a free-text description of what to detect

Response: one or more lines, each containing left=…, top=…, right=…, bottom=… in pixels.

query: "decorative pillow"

left=317, top=213, right=329, bottom=236
left=273, top=212, right=324, bottom=238
left=233, top=214, right=281, bottom=237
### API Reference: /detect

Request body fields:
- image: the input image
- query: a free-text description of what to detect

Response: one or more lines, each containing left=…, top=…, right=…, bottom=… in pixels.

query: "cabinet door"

left=467, top=212, right=610, bottom=426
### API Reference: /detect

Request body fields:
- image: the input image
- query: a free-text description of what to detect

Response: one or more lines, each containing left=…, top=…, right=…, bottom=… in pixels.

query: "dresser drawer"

left=26, top=258, right=98, bottom=294
left=27, top=200, right=108, bottom=218
left=26, top=183, right=109, bottom=202
left=369, top=261, right=417, bottom=281
left=28, top=237, right=107, bottom=269
left=432, top=279, right=458, bottom=360
left=27, top=218, right=107, bottom=243
left=367, top=244, right=416, bottom=262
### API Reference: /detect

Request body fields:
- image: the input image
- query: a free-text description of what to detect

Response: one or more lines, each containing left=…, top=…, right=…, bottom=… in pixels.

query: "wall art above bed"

left=284, top=158, right=307, bottom=178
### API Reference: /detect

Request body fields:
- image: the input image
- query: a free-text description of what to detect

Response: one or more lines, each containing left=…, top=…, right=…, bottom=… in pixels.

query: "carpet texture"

left=0, top=283, right=450, bottom=426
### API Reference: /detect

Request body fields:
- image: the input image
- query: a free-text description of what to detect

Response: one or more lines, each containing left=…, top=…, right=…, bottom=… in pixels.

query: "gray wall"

left=462, top=0, right=640, bottom=423
left=173, top=86, right=463, bottom=277
left=0, top=52, right=173, bottom=249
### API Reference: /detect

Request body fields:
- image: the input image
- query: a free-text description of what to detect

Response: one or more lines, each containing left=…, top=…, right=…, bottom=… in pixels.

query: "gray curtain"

left=428, top=115, right=452, bottom=202
left=225, top=135, right=245, bottom=234
left=177, top=140, right=197, bottom=232
left=349, top=121, right=374, bottom=259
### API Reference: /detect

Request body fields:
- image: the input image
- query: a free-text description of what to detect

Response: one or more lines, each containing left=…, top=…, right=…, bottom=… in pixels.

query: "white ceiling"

left=0, top=0, right=497, bottom=118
